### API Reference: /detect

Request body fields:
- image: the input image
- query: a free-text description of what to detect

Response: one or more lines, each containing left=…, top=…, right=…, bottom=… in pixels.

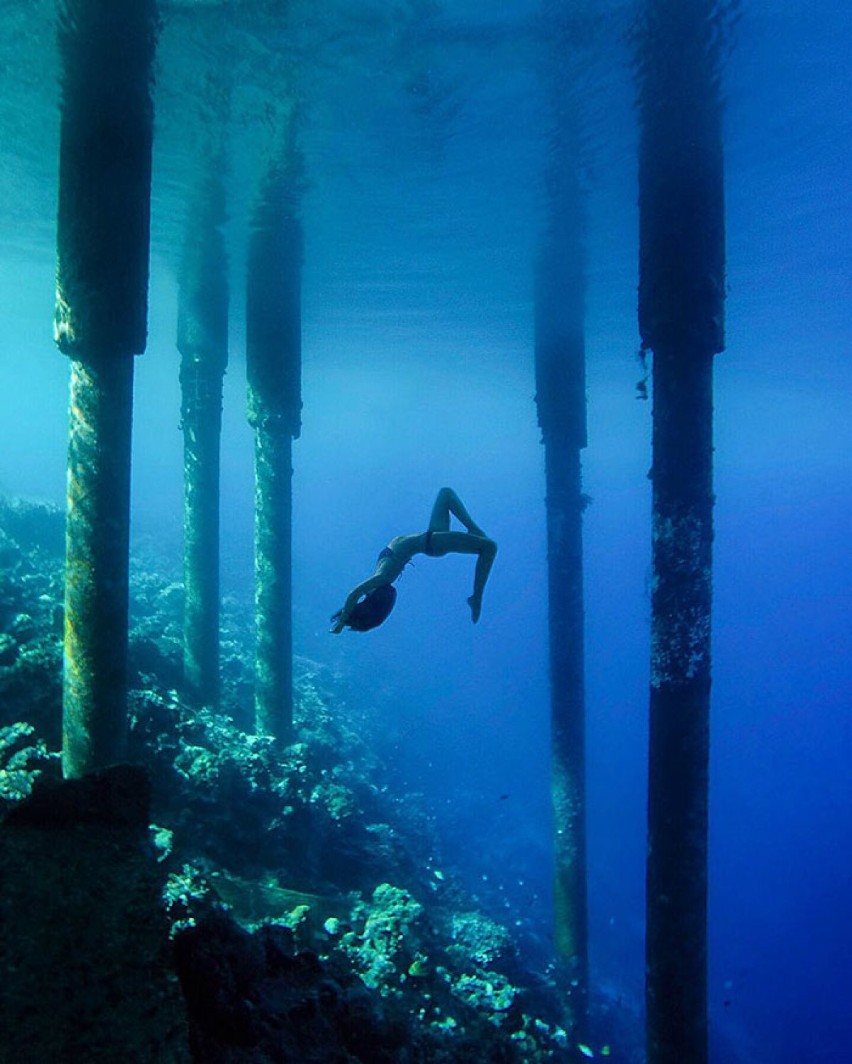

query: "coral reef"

left=341, top=882, right=426, bottom=992
left=0, top=497, right=64, bottom=747
left=0, top=496, right=592, bottom=1061
left=0, top=720, right=57, bottom=802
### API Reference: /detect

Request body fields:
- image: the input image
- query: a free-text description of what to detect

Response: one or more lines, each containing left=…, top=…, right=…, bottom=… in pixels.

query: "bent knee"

left=482, top=538, right=497, bottom=558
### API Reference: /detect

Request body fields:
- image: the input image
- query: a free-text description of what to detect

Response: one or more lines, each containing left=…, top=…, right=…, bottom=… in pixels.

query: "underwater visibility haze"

left=0, top=1, right=849, bottom=1061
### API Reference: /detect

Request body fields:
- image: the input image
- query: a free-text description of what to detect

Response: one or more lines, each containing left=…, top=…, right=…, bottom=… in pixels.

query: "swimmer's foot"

left=467, top=595, right=482, bottom=623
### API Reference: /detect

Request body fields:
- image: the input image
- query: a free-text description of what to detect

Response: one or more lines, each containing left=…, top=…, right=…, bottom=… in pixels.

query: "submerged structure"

left=637, top=1, right=730, bottom=1060
left=246, top=131, right=303, bottom=742
left=54, top=0, right=157, bottom=778
left=535, top=0, right=590, bottom=1030
left=178, top=170, right=229, bottom=711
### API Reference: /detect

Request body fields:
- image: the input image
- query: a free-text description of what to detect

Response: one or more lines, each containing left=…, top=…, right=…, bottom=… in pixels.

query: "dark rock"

left=174, top=910, right=264, bottom=1048
left=3, top=763, right=151, bottom=831
left=174, top=908, right=418, bottom=1063
left=0, top=765, right=189, bottom=1061
left=258, top=922, right=297, bottom=972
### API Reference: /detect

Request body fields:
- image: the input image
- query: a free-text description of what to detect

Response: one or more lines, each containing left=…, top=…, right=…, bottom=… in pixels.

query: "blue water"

left=1, top=1, right=850, bottom=1061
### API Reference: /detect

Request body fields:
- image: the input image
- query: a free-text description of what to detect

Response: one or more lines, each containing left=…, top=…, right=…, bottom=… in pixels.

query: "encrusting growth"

left=179, top=174, right=229, bottom=711
left=54, top=0, right=158, bottom=778
left=246, top=142, right=303, bottom=742
left=637, top=2, right=729, bottom=1060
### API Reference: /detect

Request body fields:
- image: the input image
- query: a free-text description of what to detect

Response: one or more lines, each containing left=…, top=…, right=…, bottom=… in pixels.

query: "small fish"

left=577, top=1045, right=594, bottom=1059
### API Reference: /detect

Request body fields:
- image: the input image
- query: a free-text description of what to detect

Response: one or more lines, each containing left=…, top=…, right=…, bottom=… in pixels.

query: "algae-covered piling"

left=54, top=0, right=157, bottom=778
left=246, top=159, right=302, bottom=741
left=178, top=177, right=229, bottom=710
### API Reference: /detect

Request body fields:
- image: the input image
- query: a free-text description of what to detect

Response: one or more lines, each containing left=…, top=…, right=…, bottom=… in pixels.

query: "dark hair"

left=342, top=584, right=397, bottom=632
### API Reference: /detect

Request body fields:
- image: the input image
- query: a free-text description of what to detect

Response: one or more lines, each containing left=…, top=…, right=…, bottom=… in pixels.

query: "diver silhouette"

left=330, top=487, right=497, bottom=633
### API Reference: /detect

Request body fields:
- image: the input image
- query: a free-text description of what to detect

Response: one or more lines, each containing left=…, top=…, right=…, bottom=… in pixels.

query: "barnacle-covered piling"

left=178, top=176, right=229, bottom=709
left=246, top=152, right=302, bottom=741
left=55, top=0, right=157, bottom=778
left=636, top=1, right=730, bottom=1060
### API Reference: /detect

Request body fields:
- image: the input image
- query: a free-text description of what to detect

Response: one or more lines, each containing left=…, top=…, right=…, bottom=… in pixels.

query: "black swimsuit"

left=378, top=533, right=436, bottom=570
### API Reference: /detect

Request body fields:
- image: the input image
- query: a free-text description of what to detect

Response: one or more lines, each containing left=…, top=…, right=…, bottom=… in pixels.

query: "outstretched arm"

left=330, top=573, right=389, bottom=633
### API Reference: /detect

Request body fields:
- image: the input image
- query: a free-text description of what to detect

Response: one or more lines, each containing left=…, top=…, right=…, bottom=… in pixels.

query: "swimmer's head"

left=331, top=584, right=397, bottom=632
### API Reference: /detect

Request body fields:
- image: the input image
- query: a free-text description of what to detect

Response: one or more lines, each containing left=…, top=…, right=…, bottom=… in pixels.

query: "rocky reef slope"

left=0, top=497, right=613, bottom=1062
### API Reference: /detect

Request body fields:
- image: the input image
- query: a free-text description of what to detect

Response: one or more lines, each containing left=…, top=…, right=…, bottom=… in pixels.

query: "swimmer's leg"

left=428, top=487, right=486, bottom=537
left=426, top=529, right=497, bottom=623
left=467, top=537, right=497, bottom=623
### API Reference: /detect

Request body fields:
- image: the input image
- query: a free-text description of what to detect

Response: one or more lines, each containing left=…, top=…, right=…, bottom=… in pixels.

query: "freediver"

left=330, top=487, right=497, bottom=633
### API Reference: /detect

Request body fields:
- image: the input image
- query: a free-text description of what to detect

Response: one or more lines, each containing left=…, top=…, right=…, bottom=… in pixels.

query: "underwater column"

left=535, top=0, right=590, bottom=1030
left=178, top=175, right=229, bottom=709
left=535, top=176, right=589, bottom=1019
left=636, top=1, right=728, bottom=1061
left=54, top=0, right=157, bottom=778
left=246, top=158, right=303, bottom=742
